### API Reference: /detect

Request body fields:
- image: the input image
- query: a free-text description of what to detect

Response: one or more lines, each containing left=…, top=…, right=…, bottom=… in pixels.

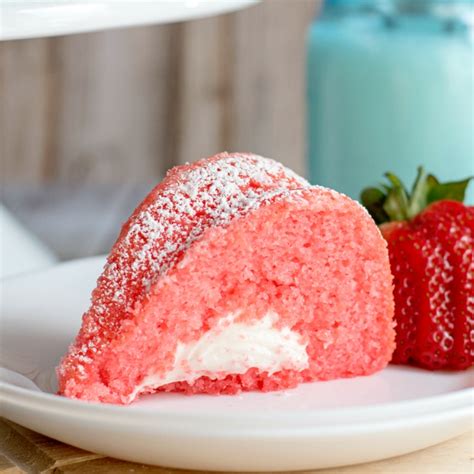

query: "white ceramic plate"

left=1, top=257, right=473, bottom=471
left=1, top=0, right=260, bottom=41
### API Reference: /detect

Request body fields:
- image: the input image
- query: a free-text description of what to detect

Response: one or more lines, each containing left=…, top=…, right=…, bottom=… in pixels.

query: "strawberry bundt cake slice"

left=58, top=152, right=395, bottom=404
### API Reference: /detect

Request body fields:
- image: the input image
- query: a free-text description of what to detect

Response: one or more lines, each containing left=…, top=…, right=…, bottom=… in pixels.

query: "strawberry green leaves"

left=361, top=167, right=472, bottom=224
left=360, top=187, right=389, bottom=224
left=427, top=176, right=473, bottom=204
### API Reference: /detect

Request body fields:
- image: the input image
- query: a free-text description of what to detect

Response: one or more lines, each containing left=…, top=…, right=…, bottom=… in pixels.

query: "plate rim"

left=0, top=0, right=261, bottom=41
left=2, top=377, right=473, bottom=428
left=2, top=382, right=472, bottom=438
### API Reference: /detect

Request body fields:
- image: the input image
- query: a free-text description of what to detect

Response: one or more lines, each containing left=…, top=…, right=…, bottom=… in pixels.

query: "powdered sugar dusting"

left=60, top=153, right=309, bottom=378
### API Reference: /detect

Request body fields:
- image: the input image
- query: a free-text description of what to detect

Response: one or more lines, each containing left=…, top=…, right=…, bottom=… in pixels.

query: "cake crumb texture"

left=57, top=152, right=394, bottom=404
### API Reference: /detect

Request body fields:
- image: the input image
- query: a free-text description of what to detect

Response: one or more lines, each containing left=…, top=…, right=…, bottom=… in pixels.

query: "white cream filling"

left=131, top=311, right=308, bottom=399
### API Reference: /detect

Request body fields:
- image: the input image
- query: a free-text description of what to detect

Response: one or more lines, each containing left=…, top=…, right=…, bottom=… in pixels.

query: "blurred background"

left=1, top=0, right=318, bottom=265
left=2, top=1, right=316, bottom=182
left=1, top=0, right=473, bottom=272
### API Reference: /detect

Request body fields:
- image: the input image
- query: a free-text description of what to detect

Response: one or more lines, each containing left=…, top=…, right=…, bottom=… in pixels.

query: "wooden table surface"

left=1, top=419, right=472, bottom=474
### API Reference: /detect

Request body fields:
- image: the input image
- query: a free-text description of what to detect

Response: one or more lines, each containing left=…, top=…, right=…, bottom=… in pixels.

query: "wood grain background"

left=1, top=0, right=320, bottom=185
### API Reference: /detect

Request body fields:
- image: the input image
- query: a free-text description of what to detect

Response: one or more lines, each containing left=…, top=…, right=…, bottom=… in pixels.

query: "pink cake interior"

left=58, top=153, right=394, bottom=404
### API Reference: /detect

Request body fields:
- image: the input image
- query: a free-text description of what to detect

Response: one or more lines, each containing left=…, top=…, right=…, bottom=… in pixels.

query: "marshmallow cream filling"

left=131, top=311, right=309, bottom=398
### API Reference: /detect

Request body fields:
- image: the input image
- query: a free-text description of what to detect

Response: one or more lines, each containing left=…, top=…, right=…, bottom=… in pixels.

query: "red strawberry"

left=361, top=169, right=473, bottom=370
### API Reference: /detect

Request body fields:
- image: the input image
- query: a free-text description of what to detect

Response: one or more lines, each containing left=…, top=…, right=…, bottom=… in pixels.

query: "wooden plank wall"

left=1, top=0, right=320, bottom=184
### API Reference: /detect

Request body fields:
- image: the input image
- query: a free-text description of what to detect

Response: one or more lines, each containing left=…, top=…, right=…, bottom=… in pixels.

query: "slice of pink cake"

left=58, top=152, right=395, bottom=404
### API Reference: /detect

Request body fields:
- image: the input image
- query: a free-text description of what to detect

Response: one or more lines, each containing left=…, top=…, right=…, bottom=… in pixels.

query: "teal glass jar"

left=307, top=0, right=474, bottom=202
